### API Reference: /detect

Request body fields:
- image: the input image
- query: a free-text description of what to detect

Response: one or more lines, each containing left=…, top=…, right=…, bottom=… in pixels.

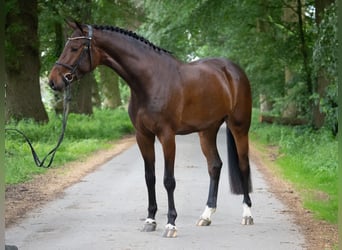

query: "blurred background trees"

left=5, top=0, right=337, bottom=134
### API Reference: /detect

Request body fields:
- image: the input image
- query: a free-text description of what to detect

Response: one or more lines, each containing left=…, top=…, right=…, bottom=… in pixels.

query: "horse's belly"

left=177, top=109, right=226, bottom=134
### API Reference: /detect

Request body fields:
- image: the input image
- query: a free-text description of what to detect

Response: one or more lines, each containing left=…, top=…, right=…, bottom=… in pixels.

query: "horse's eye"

left=71, top=47, right=78, bottom=52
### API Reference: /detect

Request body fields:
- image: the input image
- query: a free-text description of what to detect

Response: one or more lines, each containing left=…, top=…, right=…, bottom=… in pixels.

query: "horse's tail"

left=226, top=127, right=251, bottom=194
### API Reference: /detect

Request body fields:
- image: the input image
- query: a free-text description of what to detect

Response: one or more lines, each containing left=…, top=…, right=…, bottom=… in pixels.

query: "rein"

left=5, top=85, right=71, bottom=168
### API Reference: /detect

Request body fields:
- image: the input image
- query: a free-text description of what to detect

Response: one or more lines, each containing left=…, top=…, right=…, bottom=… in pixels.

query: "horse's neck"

left=96, top=31, right=173, bottom=94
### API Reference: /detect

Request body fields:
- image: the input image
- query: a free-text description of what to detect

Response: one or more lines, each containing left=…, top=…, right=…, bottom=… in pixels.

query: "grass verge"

left=5, top=108, right=134, bottom=184
left=249, top=109, right=338, bottom=224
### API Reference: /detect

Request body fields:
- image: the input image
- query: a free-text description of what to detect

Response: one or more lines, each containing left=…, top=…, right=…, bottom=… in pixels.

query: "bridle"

left=55, top=24, right=93, bottom=87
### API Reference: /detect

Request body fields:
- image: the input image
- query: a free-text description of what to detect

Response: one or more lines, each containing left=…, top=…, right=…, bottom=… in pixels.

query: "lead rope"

left=5, top=85, right=71, bottom=168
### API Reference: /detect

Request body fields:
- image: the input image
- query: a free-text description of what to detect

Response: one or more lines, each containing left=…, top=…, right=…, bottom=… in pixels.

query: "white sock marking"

left=165, top=223, right=177, bottom=230
left=200, top=206, right=216, bottom=221
left=145, top=218, right=156, bottom=224
left=242, top=203, right=252, bottom=217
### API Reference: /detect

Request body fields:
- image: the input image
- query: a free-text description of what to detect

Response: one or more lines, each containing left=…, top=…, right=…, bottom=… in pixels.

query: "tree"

left=5, top=0, right=48, bottom=122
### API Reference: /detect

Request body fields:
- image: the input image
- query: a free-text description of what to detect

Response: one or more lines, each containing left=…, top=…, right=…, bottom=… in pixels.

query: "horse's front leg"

left=158, top=132, right=177, bottom=238
left=136, top=131, right=158, bottom=232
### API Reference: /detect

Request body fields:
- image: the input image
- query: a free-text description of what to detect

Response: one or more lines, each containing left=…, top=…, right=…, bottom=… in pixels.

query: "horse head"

left=48, top=21, right=98, bottom=91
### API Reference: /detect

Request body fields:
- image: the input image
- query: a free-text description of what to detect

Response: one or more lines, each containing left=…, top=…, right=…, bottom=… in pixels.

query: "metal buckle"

left=63, top=73, right=74, bottom=86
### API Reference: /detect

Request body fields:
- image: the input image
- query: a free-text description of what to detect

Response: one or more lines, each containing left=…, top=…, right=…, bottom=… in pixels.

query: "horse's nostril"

left=49, top=80, right=56, bottom=90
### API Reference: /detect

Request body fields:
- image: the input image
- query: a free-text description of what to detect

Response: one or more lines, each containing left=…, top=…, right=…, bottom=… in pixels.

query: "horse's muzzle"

left=49, top=79, right=62, bottom=91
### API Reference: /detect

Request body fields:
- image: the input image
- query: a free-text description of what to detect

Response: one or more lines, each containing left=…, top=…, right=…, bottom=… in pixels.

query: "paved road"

left=6, top=127, right=305, bottom=249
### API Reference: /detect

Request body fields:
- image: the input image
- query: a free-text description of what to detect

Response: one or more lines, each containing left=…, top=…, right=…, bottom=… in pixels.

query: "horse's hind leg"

left=136, top=131, right=158, bottom=232
left=197, top=124, right=222, bottom=226
left=228, top=122, right=254, bottom=225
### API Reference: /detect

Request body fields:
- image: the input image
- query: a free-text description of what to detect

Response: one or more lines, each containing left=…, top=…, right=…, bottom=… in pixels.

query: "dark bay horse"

left=48, top=21, right=253, bottom=238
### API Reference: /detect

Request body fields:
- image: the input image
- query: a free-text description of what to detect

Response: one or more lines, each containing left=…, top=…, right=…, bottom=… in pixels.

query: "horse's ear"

left=75, top=21, right=84, bottom=33
left=65, top=19, right=84, bottom=33
left=65, top=20, right=76, bottom=30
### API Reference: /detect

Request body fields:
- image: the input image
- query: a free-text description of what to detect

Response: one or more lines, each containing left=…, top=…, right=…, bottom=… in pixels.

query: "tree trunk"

left=256, top=8, right=272, bottom=115
left=69, top=73, right=94, bottom=115
left=99, top=66, right=121, bottom=109
left=259, top=94, right=273, bottom=113
left=312, top=0, right=334, bottom=129
left=92, top=79, right=102, bottom=108
left=260, top=115, right=307, bottom=126
left=315, top=0, right=334, bottom=24
left=5, top=0, right=48, bottom=122
left=54, top=20, right=64, bottom=58
left=282, top=67, right=298, bottom=118
left=296, top=0, right=312, bottom=95
left=282, top=0, right=304, bottom=119
left=312, top=70, right=329, bottom=128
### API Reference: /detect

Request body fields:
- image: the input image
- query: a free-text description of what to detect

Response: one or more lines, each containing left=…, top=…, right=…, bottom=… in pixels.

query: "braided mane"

left=92, top=24, right=172, bottom=54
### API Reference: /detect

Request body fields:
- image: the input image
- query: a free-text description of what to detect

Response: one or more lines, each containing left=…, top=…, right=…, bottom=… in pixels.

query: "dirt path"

left=5, top=135, right=337, bottom=249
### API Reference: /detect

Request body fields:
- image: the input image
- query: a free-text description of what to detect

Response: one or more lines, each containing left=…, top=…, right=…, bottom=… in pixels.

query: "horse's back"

left=189, top=57, right=250, bottom=87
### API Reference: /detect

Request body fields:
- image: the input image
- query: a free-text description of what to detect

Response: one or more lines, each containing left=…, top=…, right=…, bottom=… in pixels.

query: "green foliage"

left=140, top=0, right=203, bottom=60
left=313, top=3, right=337, bottom=80
left=5, top=108, right=134, bottom=184
left=250, top=109, right=338, bottom=223
left=278, top=127, right=337, bottom=173
left=312, top=2, right=338, bottom=132
left=65, top=108, right=134, bottom=139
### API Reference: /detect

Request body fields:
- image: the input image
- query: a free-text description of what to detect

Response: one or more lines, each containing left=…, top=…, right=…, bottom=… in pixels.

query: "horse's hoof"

left=162, top=224, right=177, bottom=238
left=196, top=218, right=211, bottom=226
left=141, top=218, right=157, bottom=232
left=241, top=216, right=254, bottom=225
